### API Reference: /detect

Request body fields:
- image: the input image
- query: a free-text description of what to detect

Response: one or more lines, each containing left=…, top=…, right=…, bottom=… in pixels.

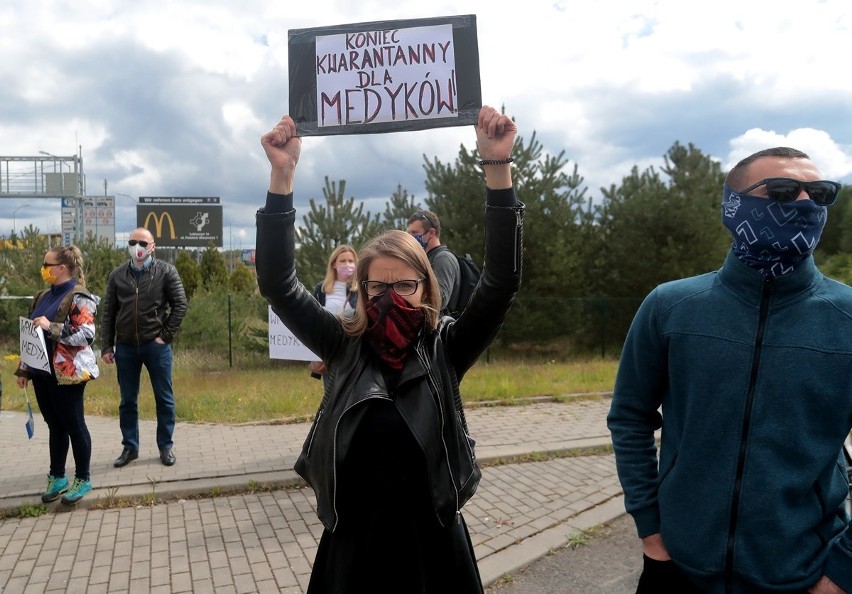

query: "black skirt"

left=307, top=399, right=483, bottom=594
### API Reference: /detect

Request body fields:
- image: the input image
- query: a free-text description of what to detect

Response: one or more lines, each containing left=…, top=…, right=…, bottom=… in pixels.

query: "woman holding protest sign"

left=256, top=104, right=523, bottom=593
left=15, top=245, right=99, bottom=505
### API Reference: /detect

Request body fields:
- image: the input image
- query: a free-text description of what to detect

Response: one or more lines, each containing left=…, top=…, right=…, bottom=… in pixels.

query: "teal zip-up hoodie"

left=608, top=251, right=852, bottom=593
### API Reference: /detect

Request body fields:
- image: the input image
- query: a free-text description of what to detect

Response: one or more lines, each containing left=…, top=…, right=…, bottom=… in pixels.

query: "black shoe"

left=159, top=448, right=176, bottom=466
left=114, top=448, right=139, bottom=468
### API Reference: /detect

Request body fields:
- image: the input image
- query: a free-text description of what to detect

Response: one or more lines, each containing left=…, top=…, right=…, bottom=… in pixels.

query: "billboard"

left=82, top=196, right=115, bottom=245
left=288, top=14, right=481, bottom=136
left=137, top=197, right=223, bottom=247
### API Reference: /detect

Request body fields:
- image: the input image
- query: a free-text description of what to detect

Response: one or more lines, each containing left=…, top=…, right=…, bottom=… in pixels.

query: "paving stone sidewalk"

left=0, top=396, right=626, bottom=592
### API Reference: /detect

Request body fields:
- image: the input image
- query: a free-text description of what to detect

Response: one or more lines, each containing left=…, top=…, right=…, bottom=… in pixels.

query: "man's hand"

left=808, top=575, right=845, bottom=594
left=16, top=375, right=28, bottom=389
left=102, top=352, right=115, bottom=365
left=155, top=337, right=166, bottom=345
left=641, top=533, right=671, bottom=561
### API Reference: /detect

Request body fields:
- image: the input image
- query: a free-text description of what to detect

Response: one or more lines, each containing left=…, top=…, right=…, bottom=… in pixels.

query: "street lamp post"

left=12, top=203, right=31, bottom=236
left=39, top=151, right=68, bottom=168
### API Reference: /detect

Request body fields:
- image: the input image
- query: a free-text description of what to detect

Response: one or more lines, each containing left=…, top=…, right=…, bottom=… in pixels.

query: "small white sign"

left=268, top=307, right=319, bottom=361
left=19, top=317, right=50, bottom=372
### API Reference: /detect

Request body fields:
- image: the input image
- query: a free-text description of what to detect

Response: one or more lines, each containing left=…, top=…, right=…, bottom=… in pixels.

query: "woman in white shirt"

left=309, top=245, right=358, bottom=386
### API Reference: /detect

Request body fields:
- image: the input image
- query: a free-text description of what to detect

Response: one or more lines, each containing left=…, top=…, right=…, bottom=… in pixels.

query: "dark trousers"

left=636, top=555, right=705, bottom=593
left=636, top=555, right=816, bottom=593
left=31, top=375, right=91, bottom=481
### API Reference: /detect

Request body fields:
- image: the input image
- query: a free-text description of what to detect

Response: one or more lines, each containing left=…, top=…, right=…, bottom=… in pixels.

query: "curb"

left=0, top=437, right=615, bottom=515
left=478, top=495, right=627, bottom=588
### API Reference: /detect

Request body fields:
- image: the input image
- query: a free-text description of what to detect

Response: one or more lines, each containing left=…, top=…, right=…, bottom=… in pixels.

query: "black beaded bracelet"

left=478, top=157, right=514, bottom=166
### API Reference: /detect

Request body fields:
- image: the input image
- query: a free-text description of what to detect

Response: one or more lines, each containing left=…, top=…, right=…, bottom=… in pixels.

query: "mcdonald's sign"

left=143, top=211, right=177, bottom=240
left=136, top=204, right=223, bottom=247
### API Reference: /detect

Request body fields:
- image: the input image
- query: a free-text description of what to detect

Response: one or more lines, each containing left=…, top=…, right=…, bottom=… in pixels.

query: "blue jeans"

left=115, top=341, right=175, bottom=450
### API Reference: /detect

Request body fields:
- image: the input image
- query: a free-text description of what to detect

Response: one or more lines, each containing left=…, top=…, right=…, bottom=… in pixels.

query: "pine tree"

left=295, top=177, right=380, bottom=287
left=379, top=184, right=423, bottom=232
left=175, top=250, right=202, bottom=298
left=422, top=121, right=590, bottom=342
left=199, top=243, right=229, bottom=290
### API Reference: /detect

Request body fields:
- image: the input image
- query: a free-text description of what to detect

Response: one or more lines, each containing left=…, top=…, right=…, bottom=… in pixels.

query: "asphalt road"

left=486, top=513, right=643, bottom=594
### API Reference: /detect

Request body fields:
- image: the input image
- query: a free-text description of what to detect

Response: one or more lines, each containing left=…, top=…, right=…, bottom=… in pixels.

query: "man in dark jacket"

left=608, top=148, right=852, bottom=593
left=407, top=210, right=459, bottom=314
left=101, top=227, right=187, bottom=468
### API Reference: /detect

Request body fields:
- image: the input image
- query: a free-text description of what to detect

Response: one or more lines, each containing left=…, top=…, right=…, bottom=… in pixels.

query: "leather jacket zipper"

left=724, top=276, right=773, bottom=593
left=133, top=273, right=140, bottom=344
left=513, top=209, right=521, bottom=273
left=416, top=347, right=459, bottom=528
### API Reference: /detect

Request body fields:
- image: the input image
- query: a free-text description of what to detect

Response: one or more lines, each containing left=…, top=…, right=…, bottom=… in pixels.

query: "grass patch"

left=566, top=531, right=591, bottom=550
left=1, top=345, right=618, bottom=424
left=9, top=503, right=48, bottom=518
left=480, top=444, right=615, bottom=468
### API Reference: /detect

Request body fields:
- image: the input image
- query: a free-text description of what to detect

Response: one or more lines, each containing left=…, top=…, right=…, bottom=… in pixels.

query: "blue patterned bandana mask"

left=721, top=186, right=827, bottom=278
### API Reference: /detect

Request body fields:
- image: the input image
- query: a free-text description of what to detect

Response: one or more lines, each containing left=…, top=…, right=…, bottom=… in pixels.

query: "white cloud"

left=2, top=0, right=851, bottom=242
left=726, top=128, right=852, bottom=179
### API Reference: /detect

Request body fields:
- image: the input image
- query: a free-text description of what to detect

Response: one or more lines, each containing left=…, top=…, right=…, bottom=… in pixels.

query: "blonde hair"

left=323, top=244, right=358, bottom=294
left=341, top=230, right=440, bottom=337
left=49, top=245, right=86, bottom=285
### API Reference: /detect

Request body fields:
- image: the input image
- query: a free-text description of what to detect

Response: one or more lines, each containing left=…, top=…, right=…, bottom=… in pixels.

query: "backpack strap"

left=53, top=286, right=94, bottom=324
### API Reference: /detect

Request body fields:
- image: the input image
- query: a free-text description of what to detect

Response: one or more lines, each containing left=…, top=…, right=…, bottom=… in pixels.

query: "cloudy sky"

left=1, top=0, right=851, bottom=249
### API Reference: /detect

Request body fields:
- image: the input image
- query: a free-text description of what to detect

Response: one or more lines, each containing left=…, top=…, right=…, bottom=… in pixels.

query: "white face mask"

left=129, top=244, right=148, bottom=260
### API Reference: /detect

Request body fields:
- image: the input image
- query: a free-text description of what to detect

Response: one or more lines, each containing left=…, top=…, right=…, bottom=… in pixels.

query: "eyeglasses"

left=128, top=239, right=150, bottom=247
left=740, top=178, right=842, bottom=206
left=41, top=262, right=60, bottom=268
left=362, top=279, right=424, bottom=297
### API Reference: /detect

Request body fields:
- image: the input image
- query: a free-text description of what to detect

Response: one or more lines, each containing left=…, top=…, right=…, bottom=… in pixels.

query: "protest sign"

left=268, top=307, right=320, bottom=361
left=289, top=14, right=481, bottom=136
left=19, top=317, right=50, bottom=373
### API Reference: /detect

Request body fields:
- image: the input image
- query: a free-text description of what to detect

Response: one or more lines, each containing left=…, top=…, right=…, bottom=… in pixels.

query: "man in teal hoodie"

left=608, top=147, right=851, bottom=594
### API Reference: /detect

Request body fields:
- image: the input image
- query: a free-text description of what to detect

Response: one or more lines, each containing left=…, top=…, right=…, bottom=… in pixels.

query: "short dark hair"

left=408, top=210, right=441, bottom=236
left=724, top=147, right=811, bottom=191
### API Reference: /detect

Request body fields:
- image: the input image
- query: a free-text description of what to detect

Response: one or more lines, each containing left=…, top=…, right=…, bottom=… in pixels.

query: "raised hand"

left=261, top=115, right=301, bottom=194
left=475, top=105, right=517, bottom=161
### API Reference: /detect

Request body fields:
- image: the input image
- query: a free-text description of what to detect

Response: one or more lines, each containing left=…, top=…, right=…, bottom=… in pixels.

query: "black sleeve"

left=486, top=187, right=517, bottom=208
left=264, top=191, right=294, bottom=214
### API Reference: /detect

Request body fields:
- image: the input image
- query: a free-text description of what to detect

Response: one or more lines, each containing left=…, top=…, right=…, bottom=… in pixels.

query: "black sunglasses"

left=128, top=240, right=150, bottom=247
left=740, top=177, right=841, bottom=206
left=412, top=211, right=436, bottom=230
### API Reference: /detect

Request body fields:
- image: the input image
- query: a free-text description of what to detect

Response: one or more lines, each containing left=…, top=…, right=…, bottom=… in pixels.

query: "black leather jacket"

left=100, top=259, right=188, bottom=352
left=256, top=193, right=524, bottom=531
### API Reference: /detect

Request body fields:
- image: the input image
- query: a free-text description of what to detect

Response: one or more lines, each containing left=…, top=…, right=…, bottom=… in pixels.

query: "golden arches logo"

left=143, top=211, right=176, bottom=240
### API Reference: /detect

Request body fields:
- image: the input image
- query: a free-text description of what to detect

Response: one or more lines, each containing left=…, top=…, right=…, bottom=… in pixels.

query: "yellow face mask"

left=40, top=265, right=58, bottom=285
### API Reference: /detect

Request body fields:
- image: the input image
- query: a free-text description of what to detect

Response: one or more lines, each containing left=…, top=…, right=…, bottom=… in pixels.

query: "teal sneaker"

left=41, top=475, right=69, bottom=503
left=60, top=478, right=92, bottom=505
